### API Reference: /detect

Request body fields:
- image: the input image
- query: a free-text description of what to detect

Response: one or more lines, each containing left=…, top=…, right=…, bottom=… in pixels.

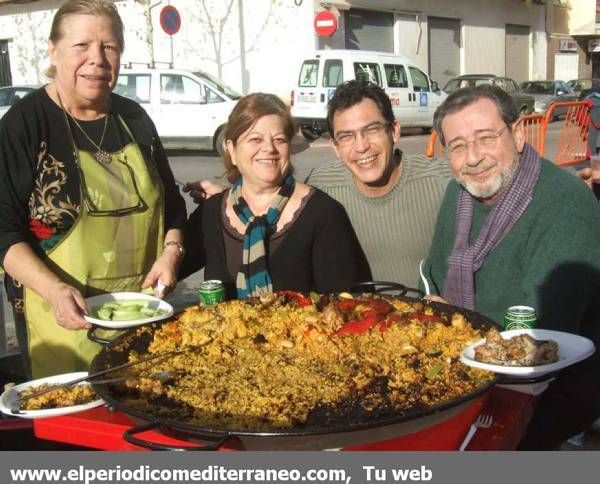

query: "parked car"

left=443, top=74, right=535, bottom=114
left=569, top=79, right=600, bottom=100
left=291, top=50, right=447, bottom=140
left=0, top=85, right=36, bottom=120
left=114, top=68, right=241, bottom=153
left=519, top=80, right=577, bottom=119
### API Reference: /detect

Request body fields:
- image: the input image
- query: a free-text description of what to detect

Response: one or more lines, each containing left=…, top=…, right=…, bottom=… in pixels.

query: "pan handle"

left=87, top=326, right=121, bottom=345
left=123, top=422, right=234, bottom=451
left=351, top=281, right=424, bottom=298
left=495, top=372, right=559, bottom=386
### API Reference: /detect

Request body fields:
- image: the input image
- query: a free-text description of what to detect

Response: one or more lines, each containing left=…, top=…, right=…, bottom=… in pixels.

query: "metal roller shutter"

left=428, top=17, right=460, bottom=88
left=345, top=8, right=394, bottom=52
left=0, top=41, right=12, bottom=87
left=505, top=24, right=530, bottom=83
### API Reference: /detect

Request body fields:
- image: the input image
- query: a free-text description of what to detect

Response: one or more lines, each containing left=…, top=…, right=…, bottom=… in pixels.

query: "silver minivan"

left=291, top=50, right=447, bottom=140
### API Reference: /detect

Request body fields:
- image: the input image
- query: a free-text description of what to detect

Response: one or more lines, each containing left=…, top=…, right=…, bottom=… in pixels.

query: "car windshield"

left=0, top=89, right=11, bottom=106
left=444, top=78, right=494, bottom=93
left=568, top=79, right=591, bottom=91
left=193, top=71, right=242, bottom=100
left=520, top=81, right=554, bottom=95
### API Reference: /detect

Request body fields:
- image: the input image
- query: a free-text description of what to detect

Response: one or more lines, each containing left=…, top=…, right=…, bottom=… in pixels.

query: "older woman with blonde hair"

left=181, top=92, right=371, bottom=298
left=0, top=0, right=186, bottom=378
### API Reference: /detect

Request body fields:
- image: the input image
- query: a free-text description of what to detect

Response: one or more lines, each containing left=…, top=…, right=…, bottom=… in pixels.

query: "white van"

left=290, top=50, right=447, bottom=140
left=114, top=68, right=241, bottom=153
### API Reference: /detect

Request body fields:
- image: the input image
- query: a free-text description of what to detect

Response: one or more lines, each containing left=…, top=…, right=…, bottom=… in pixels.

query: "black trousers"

left=517, top=358, right=600, bottom=450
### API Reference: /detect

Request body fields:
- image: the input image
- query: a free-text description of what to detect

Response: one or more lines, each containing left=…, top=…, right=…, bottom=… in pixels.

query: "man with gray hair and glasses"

left=421, top=84, right=600, bottom=449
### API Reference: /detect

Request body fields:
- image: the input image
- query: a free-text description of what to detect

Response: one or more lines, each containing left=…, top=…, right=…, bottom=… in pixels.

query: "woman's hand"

left=182, top=180, right=225, bottom=204
left=46, top=282, right=91, bottom=330
left=142, top=245, right=181, bottom=298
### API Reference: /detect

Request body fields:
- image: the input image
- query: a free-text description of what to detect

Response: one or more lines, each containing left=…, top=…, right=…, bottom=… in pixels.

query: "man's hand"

left=423, top=294, right=448, bottom=304
left=182, top=180, right=225, bottom=204
left=46, top=283, right=91, bottom=330
left=577, top=166, right=600, bottom=189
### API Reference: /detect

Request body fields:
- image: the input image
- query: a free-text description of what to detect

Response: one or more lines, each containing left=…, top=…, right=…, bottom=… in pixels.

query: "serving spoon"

left=11, top=344, right=205, bottom=414
left=419, top=260, right=431, bottom=296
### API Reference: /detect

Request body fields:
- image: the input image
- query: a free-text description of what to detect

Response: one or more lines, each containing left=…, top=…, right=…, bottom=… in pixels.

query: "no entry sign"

left=314, top=10, right=337, bottom=37
left=160, top=6, right=181, bottom=36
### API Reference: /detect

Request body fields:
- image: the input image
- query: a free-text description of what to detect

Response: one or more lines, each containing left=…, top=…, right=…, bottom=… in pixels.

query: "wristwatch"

left=163, top=240, right=186, bottom=257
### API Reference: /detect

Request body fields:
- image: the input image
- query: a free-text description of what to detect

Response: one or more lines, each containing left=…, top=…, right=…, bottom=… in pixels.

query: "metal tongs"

left=11, top=345, right=200, bottom=414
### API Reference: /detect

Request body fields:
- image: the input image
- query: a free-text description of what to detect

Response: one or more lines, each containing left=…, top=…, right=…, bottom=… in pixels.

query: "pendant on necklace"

left=95, top=149, right=112, bottom=164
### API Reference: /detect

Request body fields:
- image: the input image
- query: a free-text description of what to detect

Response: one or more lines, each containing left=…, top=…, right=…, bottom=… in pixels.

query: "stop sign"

left=314, top=10, right=337, bottom=37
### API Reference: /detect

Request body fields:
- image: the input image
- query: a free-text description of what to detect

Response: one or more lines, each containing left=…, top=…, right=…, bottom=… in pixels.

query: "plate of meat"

left=460, top=328, right=595, bottom=377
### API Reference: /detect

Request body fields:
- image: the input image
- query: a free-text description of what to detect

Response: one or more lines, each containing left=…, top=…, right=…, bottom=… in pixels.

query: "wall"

left=568, top=0, right=596, bottom=35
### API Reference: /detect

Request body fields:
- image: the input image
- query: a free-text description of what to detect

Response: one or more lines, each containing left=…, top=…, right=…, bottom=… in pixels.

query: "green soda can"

left=503, top=305, right=537, bottom=330
left=198, top=280, right=225, bottom=306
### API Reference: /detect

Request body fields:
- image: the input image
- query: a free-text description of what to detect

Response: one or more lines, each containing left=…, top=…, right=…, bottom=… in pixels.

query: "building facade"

left=0, top=0, right=567, bottom=96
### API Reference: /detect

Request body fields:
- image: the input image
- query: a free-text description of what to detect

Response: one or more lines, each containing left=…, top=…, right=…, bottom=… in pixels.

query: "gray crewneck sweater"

left=306, top=155, right=451, bottom=288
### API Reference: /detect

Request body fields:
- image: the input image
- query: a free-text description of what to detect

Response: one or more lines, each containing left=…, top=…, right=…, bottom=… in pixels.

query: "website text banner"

left=1, top=451, right=599, bottom=484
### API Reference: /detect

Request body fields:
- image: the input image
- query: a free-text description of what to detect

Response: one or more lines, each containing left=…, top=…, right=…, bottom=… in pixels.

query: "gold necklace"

left=69, top=113, right=112, bottom=164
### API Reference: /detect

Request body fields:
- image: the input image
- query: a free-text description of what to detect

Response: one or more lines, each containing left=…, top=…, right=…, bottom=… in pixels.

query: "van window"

left=323, top=59, right=343, bottom=87
left=408, top=67, right=430, bottom=92
left=204, top=85, right=224, bottom=103
left=299, top=60, right=319, bottom=87
left=115, top=74, right=151, bottom=103
left=354, top=63, right=382, bottom=86
left=384, top=64, right=408, bottom=88
left=161, top=74, right=204, bottom=104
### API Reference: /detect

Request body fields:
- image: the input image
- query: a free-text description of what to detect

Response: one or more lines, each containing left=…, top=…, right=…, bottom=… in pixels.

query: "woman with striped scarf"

left=182, top=93, right=371, bottom=299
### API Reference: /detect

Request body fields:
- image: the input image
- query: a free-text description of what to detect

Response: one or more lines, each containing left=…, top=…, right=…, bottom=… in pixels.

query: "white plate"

left=0, top=372, right=104, bottom=419
left=84, top=292, right=173, bottom=329
left=460, top=329, right=596, bottom=378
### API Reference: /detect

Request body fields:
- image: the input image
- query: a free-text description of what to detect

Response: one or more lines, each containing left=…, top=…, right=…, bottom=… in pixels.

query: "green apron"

left=24, top=118, right=164, bottom=378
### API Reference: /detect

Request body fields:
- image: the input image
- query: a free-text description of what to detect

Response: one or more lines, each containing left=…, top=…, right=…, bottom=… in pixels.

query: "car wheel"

left=519, top=106, right=528, bottom=115
left=214, top=127, right=226, bottom=157
left=301, top=127, right=321, bottom=141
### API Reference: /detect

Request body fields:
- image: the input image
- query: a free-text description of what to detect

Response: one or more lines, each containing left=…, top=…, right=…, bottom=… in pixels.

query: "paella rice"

left=112, top=292, right=494, bottom=430
left=19, top=384, right=96, bottom=410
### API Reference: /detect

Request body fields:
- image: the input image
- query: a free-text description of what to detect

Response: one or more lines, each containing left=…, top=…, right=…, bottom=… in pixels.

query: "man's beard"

left=460, top=158, right=518, bottom=201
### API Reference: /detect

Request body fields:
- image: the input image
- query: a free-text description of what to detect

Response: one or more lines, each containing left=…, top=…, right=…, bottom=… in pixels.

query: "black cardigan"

left=181, top=189, right=371, bottom=298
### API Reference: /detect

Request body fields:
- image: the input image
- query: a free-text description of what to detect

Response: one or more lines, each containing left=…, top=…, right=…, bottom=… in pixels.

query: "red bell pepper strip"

left=336, top=299, right=359, bottom=312
left=413, top=312, right=445, bottom=324
left=368, top=298, right=394, bottom=315
left=336, top=310, right=382, bottom=335
left=278, top=291, right=312, bottom=307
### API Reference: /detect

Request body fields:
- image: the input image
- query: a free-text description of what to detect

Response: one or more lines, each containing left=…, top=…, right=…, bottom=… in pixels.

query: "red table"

left=32, top=386, right=537, bottom=451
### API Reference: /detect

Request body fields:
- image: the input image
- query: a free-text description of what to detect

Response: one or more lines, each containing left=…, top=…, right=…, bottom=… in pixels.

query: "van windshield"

left=299, top=60, right=319, bottom=87
left=193, top=71, right=242, bottom=100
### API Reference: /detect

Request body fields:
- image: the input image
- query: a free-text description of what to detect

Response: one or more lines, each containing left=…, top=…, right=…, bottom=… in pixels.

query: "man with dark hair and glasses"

left=422, top=84, right=600, bottom=450
left=304, top=80, right=451, bottom=286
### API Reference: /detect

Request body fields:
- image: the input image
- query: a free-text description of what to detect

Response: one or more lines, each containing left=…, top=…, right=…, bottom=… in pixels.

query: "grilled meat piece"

left=474, top=328, right=559, bottom=366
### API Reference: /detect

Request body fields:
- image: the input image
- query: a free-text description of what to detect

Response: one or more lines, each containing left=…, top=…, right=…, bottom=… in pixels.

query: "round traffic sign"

left=160, top=6, right=181, bottom=36
left=314, top=10, right=337, bottom=37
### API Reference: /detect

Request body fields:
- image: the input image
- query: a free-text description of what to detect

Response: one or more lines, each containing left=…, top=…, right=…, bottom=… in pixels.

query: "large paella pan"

left=90, top=290, right=500, bottom=450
